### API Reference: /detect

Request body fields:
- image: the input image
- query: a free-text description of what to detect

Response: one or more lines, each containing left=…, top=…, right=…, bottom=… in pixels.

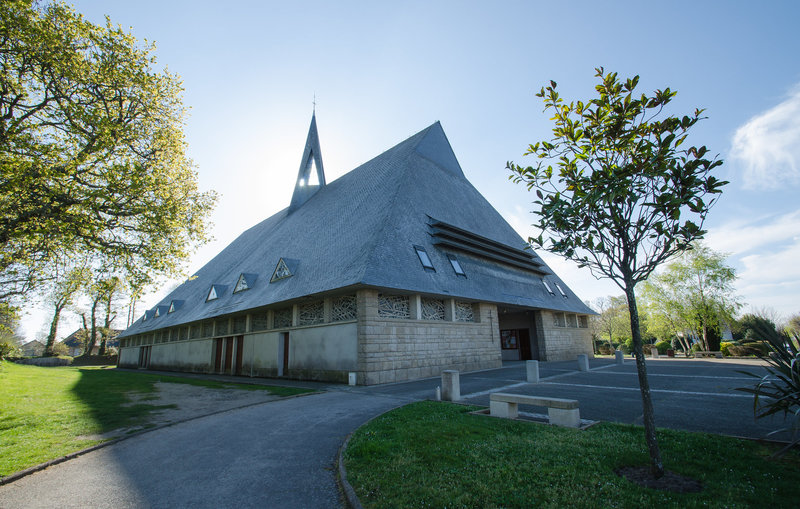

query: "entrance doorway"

left=498, top=309, right=541, bottom=361
left=278, top=332, right=289, bottom=377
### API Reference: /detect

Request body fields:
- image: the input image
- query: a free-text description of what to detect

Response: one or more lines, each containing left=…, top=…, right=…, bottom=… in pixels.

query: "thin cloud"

left=704, top=209, right=800, bottom=255
left=731, top=86, right=800, bottom=189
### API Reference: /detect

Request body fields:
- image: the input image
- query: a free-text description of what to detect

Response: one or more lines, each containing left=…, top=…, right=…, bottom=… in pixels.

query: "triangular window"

left=270, top=258, right=293, bottom=282
left=207, top=285, right=218, bottom=301
left=234, top=274, right=250, bottom=293
left=154, top=307, right=161, bottom=318
left=168, top=302, right=175, bottom=313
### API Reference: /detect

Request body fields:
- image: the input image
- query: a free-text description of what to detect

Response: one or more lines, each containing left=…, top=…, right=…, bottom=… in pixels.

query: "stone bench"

left=694, top=351, right=723, bottom=359
left=489, top=392, right=580, bottom=428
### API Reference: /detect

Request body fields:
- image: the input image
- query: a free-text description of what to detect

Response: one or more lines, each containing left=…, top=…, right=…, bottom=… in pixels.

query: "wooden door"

left=224, top=337, right=233, bottom=373
left=235, top=336, right=244, bottom=376
left=214, top=339, right=223, bottom=372
left=519, top=329, right=532, bottom=360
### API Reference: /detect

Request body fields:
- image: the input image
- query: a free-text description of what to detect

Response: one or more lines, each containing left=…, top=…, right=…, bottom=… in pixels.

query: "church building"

left=117, top=116, right=594, bottom=384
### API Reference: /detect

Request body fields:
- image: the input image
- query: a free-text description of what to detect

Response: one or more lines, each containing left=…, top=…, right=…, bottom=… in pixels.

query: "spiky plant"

left=737, top=322, right=800, bottom=454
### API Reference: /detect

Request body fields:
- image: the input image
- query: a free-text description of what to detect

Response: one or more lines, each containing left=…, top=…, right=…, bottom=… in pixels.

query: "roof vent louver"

left=428, top=218, right=549, bottom=275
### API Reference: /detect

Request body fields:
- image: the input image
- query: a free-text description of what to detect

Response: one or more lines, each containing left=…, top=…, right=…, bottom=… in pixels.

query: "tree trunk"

left=44, top=303, right=63, bottom=356
left=624, top=280, right=665, bottom=478
left=84, top=297, right=99, bottom=357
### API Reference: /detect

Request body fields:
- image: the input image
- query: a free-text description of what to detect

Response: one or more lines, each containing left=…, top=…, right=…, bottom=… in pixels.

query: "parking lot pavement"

left=459, top=358, right=786, bottom=440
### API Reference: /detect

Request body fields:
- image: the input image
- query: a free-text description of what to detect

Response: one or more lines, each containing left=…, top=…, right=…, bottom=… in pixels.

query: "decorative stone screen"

left=553, top=312, right=566, bottom=327
left=579, top=315, right=589, bottom=328
left=252, top=311, right=268, bottom=331
left=273, top=307, right=293, bottom=328
left=567, top=314, right=578, bottom=328
left=180, top=327, right=188, bottom=341
left=378, top=294, right=410, bottom=319
left=299, top=301, right=324, bottom=326
left=455, top=301, right=475, bottom=322
left=202, top=321, right=213, bottom=338
left=421, top=298, right=445, bottom=320
left=215, top=319, right=229, bottom=336
left=331, top=295, right=357, bottom=322
left=233, top=316, right=247, bottom=334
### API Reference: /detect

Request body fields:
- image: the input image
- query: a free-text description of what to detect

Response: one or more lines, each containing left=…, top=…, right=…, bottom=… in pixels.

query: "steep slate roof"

left=121, top=121, right=593, bottom=338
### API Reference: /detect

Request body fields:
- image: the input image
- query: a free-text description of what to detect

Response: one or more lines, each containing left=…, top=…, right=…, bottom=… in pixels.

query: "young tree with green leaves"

left=642, top=243, right=738, bottom=351
left=508, top=68, right=725, bottom=477
left=0, top=0, right=216, bottom=302
left=591, top=295, right=630, bottom=349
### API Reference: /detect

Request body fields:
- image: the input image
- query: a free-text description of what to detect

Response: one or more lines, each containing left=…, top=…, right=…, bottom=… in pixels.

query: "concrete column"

left=409, top=295, right=422, bottom=320
left=441, top=370, right=460, bottom=401
left=615, top=350, right=624, bottom=364
left=444, top=299, right=456, bottom=321
left=526, top=360, right=540, bottom=383
left=651, top=347, right=659, bottom=358
left=577, top=354, right=589, bottom=371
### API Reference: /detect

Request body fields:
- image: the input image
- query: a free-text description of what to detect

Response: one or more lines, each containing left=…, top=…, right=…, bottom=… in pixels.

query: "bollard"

left=526, top=360, right=540, bottom=383
left=577, top=354, right=589, bottom=371
left=441, top=370, right=460, bottom=401
left=615, top=350, right=624, bottom=365
left=435, top=386, right=441, bottom=401
left=348, top=372, right=357, bottom=386
left=651, top=347, right=659, bottom=358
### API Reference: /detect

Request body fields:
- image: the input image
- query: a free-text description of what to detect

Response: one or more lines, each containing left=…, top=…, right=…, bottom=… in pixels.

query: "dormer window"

left=543, top=280, right=555, bottom=295
left=554, top=282, right=568, bottom=298
left=414, top=246, right=435, bottom=271
left=168, top=300, right=183, bottom=313
left=207, top=285, right=226, bottom=302
left=270, top=258, right=293, bottom=283
left=234, top=273, right=257, bottom=293
left=447, top=254, right=466, bottom=276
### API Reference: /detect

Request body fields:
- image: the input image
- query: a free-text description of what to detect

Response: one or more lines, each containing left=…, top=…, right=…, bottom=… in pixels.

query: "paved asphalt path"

left=0, top=357, right=779, bottom=508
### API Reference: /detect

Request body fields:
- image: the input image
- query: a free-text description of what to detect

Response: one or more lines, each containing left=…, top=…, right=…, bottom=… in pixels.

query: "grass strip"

left=0, top=361, right=312, bottom=476
left=344, top=401, right=800, bottom=508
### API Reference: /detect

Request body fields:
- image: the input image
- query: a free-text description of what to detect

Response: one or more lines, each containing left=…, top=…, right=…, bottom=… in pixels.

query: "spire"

left=289, top=112, right=326, bottom=212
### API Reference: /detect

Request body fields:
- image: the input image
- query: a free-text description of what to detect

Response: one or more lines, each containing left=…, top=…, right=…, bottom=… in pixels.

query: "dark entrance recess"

left=224, top=337, right=234, bottom=373
left=498, top=309, right=541, bottom=361
left=138, top=345, right=151, bottom=368
left=282, top=332, right=290, bottom=374
left=214, top=338, right=223, bottom=372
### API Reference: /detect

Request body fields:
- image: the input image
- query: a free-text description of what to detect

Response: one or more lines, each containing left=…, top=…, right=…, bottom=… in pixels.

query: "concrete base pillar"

left=441, top=370, right=460, bottom=401
left=549, top=407, right=580, bottom=428
left=615, top=350, right=624, bottom=364
left=577, top=354, right=589, bottom=371
left=526, top=360, right=540, bottom=383
left=651, top=347, right=659, bottom=358
left=490, top=400, right=518, bottom=419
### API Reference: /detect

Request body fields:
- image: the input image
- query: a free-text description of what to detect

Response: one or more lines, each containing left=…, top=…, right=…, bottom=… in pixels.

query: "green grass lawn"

left=0, top=361, right=312, bottom=477
left=344, top=401, right=800, bottom=508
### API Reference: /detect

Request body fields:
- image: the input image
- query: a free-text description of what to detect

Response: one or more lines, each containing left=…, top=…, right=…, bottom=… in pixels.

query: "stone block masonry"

left=356, top=289, right=501, bottom=385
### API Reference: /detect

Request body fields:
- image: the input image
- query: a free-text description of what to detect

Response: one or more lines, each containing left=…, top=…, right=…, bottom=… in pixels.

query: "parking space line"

left=597, top=372, right=754, bottom=380
left=539, top=381, right=753, bottom=398
left=462, top=382, right=529, bottom=399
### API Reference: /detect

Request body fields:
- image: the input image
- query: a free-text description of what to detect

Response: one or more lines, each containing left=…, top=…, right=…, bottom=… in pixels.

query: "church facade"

left=117, top=117, right=594, bottom=384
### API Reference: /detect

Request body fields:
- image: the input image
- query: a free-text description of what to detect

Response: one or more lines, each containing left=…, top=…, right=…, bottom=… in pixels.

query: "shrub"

left=738, top=324, right=800, bottom=454
left=691, top=342, right=702, bottom=352
left=597, top=343, right=615, bottom=355
left=720, top=341, right=734, bottom=356
left=655, top=340, right=671, bottom=355
left=0, top=338, right=20, bottom=360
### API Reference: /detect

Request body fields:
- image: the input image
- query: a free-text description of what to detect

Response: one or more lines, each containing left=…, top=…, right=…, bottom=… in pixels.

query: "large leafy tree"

left=0, top=0, right=216, bottom=301
left=591, top=295, right=630, bottom=349
left=508, top=68, right=725, bottom=477
left=642, top=243, right=738, bottom=351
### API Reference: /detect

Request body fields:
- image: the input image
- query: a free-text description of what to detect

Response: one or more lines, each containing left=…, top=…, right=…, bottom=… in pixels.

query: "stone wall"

left=537, top=310, right=593, bottom=361
left=356, top=289, right=502, bottom=385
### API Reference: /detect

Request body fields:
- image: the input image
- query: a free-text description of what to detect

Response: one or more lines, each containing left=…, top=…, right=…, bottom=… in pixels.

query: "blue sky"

left=23, top=0, right=800, bottom=339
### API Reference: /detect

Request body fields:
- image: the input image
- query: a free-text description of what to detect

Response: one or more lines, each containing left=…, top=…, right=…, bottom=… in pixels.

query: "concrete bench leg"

left=490, top=400, right=518, bottom=419
left=548, top=407, right=580, bottom=428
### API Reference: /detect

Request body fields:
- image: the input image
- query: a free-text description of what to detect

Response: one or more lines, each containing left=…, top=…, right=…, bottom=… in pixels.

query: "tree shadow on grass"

left=69, top=367, right=177, bottom=434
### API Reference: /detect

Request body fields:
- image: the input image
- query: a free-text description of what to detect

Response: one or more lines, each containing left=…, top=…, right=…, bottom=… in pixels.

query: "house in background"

left=117, top=116, right=595, bottom=384
left=60, top=329, right=122, bottom=357
left=20, top=339, right=45, bottom=357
